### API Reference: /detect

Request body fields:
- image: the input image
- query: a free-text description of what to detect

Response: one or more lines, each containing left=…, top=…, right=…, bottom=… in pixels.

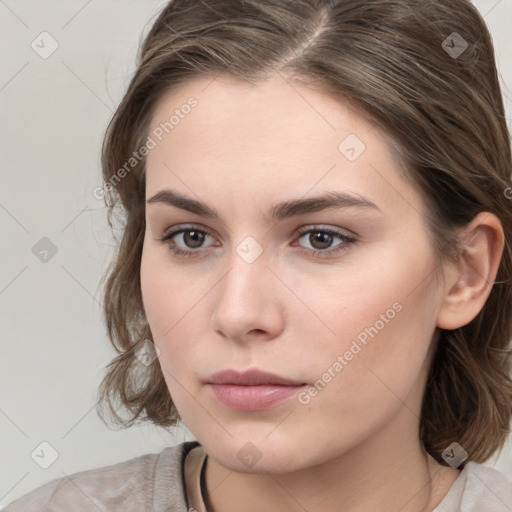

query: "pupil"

left=310, top=232, right=332, bottom=250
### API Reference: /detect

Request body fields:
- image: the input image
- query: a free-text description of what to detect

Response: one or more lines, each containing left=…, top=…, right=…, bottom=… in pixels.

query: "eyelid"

left=294, top=225, right=357, bottom=241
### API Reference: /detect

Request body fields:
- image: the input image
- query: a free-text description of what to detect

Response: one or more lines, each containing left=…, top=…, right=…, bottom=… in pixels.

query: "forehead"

left=148, top=73, right=373, bottom=157
left=144, top=74, right=421, bottom=219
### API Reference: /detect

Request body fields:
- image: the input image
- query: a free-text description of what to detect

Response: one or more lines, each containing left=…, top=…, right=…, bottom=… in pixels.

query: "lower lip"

left=207, top=383, right=306, bottom=411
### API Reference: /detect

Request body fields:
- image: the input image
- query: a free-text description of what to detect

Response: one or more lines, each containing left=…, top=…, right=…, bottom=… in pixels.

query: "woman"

left=5, top=0, right=512, bottom=510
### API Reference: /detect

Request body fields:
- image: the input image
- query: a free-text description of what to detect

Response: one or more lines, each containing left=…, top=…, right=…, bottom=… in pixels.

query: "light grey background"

left=0, top=0, right=511, bottom=507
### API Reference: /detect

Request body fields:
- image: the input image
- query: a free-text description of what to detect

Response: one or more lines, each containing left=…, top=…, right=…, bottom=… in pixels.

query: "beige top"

left=3, top=441, right=512, bottom=511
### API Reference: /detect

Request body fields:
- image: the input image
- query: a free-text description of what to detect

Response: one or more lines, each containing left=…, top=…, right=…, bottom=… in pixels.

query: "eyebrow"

left=146, top=189, right=381, bottom=221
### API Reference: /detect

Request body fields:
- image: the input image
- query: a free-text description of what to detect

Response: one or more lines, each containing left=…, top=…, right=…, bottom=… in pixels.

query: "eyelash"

left=158, top=224, right=357, bottom=259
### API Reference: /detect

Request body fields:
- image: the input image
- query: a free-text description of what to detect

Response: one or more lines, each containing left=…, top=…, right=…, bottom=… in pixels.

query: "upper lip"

left=207, top=368, right=306, bottom=386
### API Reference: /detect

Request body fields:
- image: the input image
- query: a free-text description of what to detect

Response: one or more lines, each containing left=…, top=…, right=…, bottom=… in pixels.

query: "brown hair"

left=96, top=0, right=512, bottom=466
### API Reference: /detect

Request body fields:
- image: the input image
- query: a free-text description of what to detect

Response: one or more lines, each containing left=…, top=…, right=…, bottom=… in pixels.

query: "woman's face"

left=141, top=74, right=447, bottom=472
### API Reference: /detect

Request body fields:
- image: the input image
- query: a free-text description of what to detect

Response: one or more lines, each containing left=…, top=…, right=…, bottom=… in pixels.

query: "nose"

left=210, top=251, right=285, bottom=343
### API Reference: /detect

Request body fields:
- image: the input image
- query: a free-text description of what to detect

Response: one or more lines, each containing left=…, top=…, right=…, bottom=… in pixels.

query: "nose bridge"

left=211, top=237, right=283, bottom=340
left=219, top=241, right=269, bottom=311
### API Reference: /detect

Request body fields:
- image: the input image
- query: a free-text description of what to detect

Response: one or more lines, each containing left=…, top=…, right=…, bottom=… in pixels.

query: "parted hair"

left=96, top=0, right=512, bottom=467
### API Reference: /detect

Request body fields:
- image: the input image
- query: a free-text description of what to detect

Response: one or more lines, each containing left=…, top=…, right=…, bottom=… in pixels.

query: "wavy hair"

left=96, top=0, right=512, bottom=466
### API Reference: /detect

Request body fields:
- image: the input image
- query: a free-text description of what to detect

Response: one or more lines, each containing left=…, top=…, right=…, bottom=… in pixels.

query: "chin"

left=199, top=432, right=312, bottom=474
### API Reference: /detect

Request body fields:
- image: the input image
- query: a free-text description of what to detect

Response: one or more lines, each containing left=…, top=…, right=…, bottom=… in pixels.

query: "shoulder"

left=435, top=461, right=512, bottom=512
left=462, top=462, right=512, bottom=510
left=3, top=441, right=199, bottom=512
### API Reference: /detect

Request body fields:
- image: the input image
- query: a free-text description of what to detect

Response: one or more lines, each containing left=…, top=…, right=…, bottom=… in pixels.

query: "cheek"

left=140, top=242, right=205, bottom=338
left=290, top=298, right=437, bottom=457
left=140, top=252, right=169, bottom=336
left=295, top=245, right=439, bottom=408
left=140, top=244, right=209, bottom=389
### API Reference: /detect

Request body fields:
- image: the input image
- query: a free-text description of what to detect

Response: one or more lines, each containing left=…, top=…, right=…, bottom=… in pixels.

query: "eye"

left=158, top=224, right=357, bottom=259
left=158, top=225, right=217, bottom=257
left=294, top=226, right=357, bottom=257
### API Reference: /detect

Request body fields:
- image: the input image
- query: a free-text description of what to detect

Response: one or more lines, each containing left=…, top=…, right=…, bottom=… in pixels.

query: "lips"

left=206, top=369, right=307, bottom=411
left=207, top=368, right=305, bottom=386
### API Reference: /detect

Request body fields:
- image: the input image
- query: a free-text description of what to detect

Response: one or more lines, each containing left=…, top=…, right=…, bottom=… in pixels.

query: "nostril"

left=249, top=329, right=265, bottom=335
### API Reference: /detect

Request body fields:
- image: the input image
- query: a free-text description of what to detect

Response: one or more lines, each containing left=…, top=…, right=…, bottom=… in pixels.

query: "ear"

left=436, top=212, right=505, bottom=330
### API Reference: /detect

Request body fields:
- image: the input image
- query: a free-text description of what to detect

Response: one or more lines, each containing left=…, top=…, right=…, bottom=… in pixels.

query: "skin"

left=140, top=73, right=504, bottom=511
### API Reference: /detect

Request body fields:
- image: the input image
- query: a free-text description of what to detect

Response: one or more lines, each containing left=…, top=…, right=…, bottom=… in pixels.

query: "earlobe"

left=436, top=212, right=504, bottom=330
